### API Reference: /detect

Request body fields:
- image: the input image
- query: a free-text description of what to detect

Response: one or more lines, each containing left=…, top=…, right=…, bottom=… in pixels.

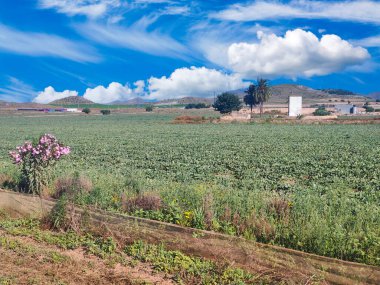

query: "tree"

left=255, top=78, right=271, bottom=117
left=82, top=107, right=91, bottom=114
left=145, top=105, right=154, bottom=112
left=100, top=110, right=111, bottom=115
left=213, top=92, right=242, bottom=114
left=244, top=84, right=257, bottom=114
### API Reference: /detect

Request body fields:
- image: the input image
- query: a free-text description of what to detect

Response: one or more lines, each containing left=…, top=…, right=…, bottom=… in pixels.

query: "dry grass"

left=173, top=115, right=213, bottom=124
left=53, top=174, right=93, bottom=199
left=121, top=193, right=163, bottom=212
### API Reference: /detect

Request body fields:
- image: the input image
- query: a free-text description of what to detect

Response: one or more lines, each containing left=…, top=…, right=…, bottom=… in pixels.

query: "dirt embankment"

left=1, top=189, right=379, bottom=285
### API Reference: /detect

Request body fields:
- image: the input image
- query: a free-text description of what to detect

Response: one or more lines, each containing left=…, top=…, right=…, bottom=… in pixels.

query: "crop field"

left=0, top=113, right=379, bottom=266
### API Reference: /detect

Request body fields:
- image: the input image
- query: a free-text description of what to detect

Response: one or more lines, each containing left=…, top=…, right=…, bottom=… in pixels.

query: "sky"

left=0, top=0, right=380, bottom=104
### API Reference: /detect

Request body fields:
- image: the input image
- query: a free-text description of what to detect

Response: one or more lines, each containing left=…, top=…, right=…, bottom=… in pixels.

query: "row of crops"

left=0, top=113, right=379, bottom=265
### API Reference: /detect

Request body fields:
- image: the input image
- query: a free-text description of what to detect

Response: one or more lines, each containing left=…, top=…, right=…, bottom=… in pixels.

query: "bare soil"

left=0, top=229, right=174, bottom=285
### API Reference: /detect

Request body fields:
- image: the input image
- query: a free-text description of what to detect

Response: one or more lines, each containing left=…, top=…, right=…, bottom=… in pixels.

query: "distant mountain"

left=158, top=97, right=213, bottom=105
left=112, top=97, right=148, bottom=105
left=50, top=96, right=94, bottom=105
left=368, top=92, right=380, bottom=100
left=230, top=84, right=366, bottom=103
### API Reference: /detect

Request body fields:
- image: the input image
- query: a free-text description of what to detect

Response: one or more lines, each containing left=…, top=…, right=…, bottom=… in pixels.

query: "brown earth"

left=0, top=229, right=174, bottom=285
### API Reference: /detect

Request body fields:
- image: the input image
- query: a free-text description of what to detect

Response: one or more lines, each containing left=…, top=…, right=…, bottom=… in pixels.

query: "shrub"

left=100, top=110, right=111, bottom=115
left=9, top=134, right=70, bottom=195
left=82, top=108, right=91, bottom=114
left=376, top=99, right=380, bottom=102
left=313, top=106, right=331, bottom=116
left=53, top=172, right=93, bottom=199
left=145, top=105, right=154, bottom=112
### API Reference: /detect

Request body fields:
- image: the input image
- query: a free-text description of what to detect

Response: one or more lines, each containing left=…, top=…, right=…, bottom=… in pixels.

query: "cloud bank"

left=147, top=66, right=248, bottom=100
left=227, top=29, right=370, bottom=78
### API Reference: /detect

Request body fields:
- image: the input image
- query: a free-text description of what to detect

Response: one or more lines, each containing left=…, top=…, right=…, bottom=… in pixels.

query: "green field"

left=0, top=113, right=379, bottom=265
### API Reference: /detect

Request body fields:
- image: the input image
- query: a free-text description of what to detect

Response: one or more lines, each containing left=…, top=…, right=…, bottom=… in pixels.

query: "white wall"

left=288, top=96, right=302, bottom=117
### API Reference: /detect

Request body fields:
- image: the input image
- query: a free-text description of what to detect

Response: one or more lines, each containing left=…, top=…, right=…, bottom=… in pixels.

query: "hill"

left=50, top=96, right=94, bottom=105
left=229, top=84, right=366, bottom=103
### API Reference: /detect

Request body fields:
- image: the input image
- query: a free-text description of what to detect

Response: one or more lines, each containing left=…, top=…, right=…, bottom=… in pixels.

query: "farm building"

left=17, top=108, right=67, bottom=112
left=335, top=104, right=358, bottom=114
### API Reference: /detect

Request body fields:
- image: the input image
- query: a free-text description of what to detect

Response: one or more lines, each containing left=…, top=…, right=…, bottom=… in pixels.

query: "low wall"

left=0, top=189, right=379, bottom=284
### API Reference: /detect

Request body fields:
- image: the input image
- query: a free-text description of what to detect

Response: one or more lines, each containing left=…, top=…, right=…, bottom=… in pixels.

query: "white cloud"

left=147, top=66, right=248, bottom=100
left=0, top=77, right=37, bottom=103
left=83, top=81, right=144, bottom=103
left=0, top=24, right=99, bottom=62
left=33, top=86, right=78, bottom=104
left=38, top=0, right=120, bottom=18
left=354, top=35, right=380, bottom=47
left=190, top=22, right=278, bottom=68
left=227, top=29, right=370, bottom=78
left=76, top=22, right=189, bottom=59
left=212, top=0, right=380, bottom=24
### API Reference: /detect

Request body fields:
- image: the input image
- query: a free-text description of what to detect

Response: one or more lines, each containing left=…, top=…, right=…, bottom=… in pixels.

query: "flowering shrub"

left=9, top=134, right=70, bottom=195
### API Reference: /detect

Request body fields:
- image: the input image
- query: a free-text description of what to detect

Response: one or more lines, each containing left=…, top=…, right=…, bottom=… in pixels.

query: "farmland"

left=0, top=113, right=379, bottom=266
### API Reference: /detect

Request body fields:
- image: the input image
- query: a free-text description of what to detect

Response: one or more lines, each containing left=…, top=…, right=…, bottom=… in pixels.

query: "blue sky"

left=0, top=0, right=380, bottom=103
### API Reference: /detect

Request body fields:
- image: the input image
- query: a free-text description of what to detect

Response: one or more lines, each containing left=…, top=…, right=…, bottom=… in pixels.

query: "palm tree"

left=244, top=84, right=257, bottom=115
left=255, top=78, right=271, bottom=117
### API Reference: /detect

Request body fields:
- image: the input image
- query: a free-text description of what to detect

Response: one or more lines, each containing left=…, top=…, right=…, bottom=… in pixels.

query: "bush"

left=145, top=105, right=154, bottom=112
left=364, top=106, right=375, bottom=112
left=9, top=134, right=70, bottom=195
left=213, top=93, right=242, bottom=114
left=53, top=172, right=93, bottom=199
left=376, top=99, right=380, bottom=102
left=82, top=108, right=91, bottom=114
left=184, top=103, right=210, bottom=109
left=100, top=110, right=111, bottom=115
left=313, top=106, right=331, bottom=116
